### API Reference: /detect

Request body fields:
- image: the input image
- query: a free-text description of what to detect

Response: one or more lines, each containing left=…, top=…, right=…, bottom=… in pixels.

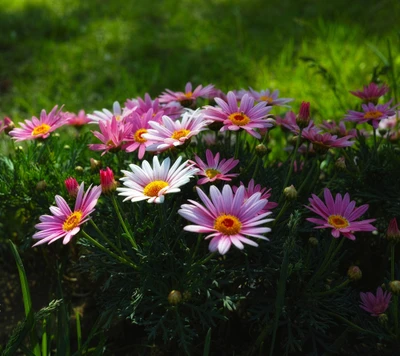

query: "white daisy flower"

left=87, top=101, right=134, bottom=124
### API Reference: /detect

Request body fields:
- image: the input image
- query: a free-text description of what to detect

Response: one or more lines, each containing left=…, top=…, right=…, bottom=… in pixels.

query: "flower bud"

left=389, top=280, right=400, bottom=295
left=283, top=185, right=297, bottom=200
left=296, top=101, right=310, bottom=128
left=168, top=290, right=182, bottom=305
left=1, top=117, right=15, bottom=134
left=100, top=167, right=117, bottom=194
left=308, top=237, right=319, bottom=246
left=65, top=177, right=79, bottom=197
left=63, top=145, right=70, bottom=150
left=335, top=157, right=346, bottom=171
left=387, top=218, right=400, bottom=243
left=36, top=180, right=47, bottom=192
left=75, top=166, right=84, bottom=174
left=183, top=291, right=192, bottom=302
left=347, top=265, right=362, bottom=281
left=378, top=313, right=388, bottom=325
left=255, top=143, right=268, bottom=157
left=90, top=158, right=102, bottom=170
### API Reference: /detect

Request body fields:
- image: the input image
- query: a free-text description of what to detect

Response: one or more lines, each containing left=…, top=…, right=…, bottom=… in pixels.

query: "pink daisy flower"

left=9, top=105, right=66, bottom=142
left=88, top=116, right=132, bottom=155
left=350, top=83, right=389, bottom=104
left=178, top=185, right=273, bottom=255
left=302, top=127, right=354, bottom=154
left=159, top=82, right=215, bottom=107
left=233, top=179, right=278, bottom=212
left=319, top=120, right=358, bottom=138
left=189, top=149, right=239, bottom=185
left=123, top=109, right=162, bottom=159
left=144, top=109, right=211, bottom=152
left=360, top=287, right=391, bottom=316
left=248, top=88, right=293, bottom=106
left=203, top=91, right=274, bottom=139
left=117, top=156, right=198, bottom=204
left=87, top=101, right=134, bottom=124
left=306, top=188, right=376, bottom=240
left=275, top=111, right=314, bottom=134
left=32, top=182, right=102, bottom=246
left=344, top=100, right=397, bottom=129
left=63, top=110, right=91, bottom=126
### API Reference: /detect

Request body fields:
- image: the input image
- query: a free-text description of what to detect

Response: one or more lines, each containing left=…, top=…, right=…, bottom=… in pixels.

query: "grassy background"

left=0, top=0, right=399, bottom=121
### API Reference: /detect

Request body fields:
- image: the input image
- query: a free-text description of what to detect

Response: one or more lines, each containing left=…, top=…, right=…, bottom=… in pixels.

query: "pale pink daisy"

left=275, top=111, right=315, bottom=134
left=159, top=82, right=215, bottom=107
left=344, top=100, right=397, bottom=129
left=302, top=127, right=354, bottom=154
left=87, top=101, right=134, bottom=124
left=203, top=91, right=274, bottom=139
left=306, top=188, right=376, bottom=240
left=123, top=109, right=162, bottom=159
left=63, top=110, right=91, bottom=126
left=178, top=185, right=273, bottom=255
left=32, top=183, right=102, bottom=246
left=233, top=179, right=278, bottom=212
left=117, top=156, right=199, bottom=204
left=9, top=105, right=66, bottom=142
left=248, top=88, right=293, bottom=106
left=88, top=116, right=132, bottom=155
left=189, top=149, right=239, bottom=185
left=360, top=287, right=391, bottom=316
left=144, top=109, right=211, bottom=152
left=350, top=83, right=389, bottom=104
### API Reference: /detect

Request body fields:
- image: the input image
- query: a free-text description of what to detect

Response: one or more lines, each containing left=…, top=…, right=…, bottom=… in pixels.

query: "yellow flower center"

left=205, top=168, right=220, bottom=179
left=214, top=214, right=242, bottom=235
left=143, top=180, right=168, bottom=197
left=62, top=211, right=83, bottom=231
left=184, top=91, right=193, bottom=98
left=106, top=139, right=115, bottom=147
left=134, top=128, right=148, bottom=143
left=259, top=95, right=273, bottom=103
left=171, top=129, right=190, bottom=140
left=364, top=110, right=383, bottom=120
left=32, top=123, right=51, bottom=136
left=115, top=115, right=122, bottom=121
left=327, top=214, right=349, bottom=229
left=228, top=112, right=250, bottom=126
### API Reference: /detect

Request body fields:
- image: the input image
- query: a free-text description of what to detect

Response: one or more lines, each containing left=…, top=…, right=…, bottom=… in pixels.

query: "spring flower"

left=144, top=110, right=211, bottom=152
left=0, top=117, right=15, bottom=134
left=296, top=101, right=311, bottom=128
left=360, top=287, right=391, bottom=316
left=65, top=177, right=79, bottom=197
left=344, top=100, right=397, bottom=129
left=87, top=101, right=134, bottom=124
left=232, top=179, right=278, bottom=212
left=178, top=185, right=273, bottom=255
left=302, top=127, right=354, bottom=154
left=189, top=149, right=239, bottom=185
left=249, top=88, right=293, bottom=106
left=350, top=83, right=389, bottom=104
left=117, top=156, right=198, bottom=204
left=32, top=183, right=102, bottom=246
left=386, top=218, right=400, bottom=243
left=306, top=188, right=376, bottom=240
left=319, top=120, right=358, bottom=138
left=100, top=167, right=117, bottom=194
left=203, top=91, right=274, bottom=139
left=9, top=105, right=66, bottom=142
left=63, top=110, right=91, bottom=126
left=159, top=82, right=215, bottom=107
left=88, top=116, right=132, bottom=155
left=123, top=109, right=162, bottom=159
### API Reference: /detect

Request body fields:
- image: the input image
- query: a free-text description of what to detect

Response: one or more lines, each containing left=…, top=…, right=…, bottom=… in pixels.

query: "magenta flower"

left=144, top=109, right=211, bottom=152
left=88, top=116, right=132, bottom=155
left=306, top=188, right=376, bottom=240
left=32, top=183, right=102, bottom=246
left=319, top=120, right=358, bottom=138
left=100, top=167, right=117, bottom=194
left=63, top=110, right=91, bottom=126
left=159, top=82, right=215, bottom=107
left=0, top=117, right=14, bottom=134
left=302, top=127, right=354, bottom=154
left=233, top=179, right=278, bottom=212
left=344, top=100, right=397, bottom=129
left=350, top=83, right=389, bottom=104
left=360, top=287, right=391, bottom=316
left=9, top=105, right=66, bottom=142
left=203, top=91, right=274, bottom=139
left=178, top=185, right=273, bottom=255
left=65, top=177, right=79, bottom=197
left=189, top=149, right=239, bottom=185
left=249, top=88, right=293, bottom=106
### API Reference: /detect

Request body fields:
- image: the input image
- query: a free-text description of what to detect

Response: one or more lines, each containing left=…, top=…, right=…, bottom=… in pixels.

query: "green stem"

left=89, top=219, right=124, bottom=255
left=192, top=234, right=203, bottom=260
left=234, top=131, right=241, bottom=159
left=297, top=159, right=318, bottom=196
left=312, top=279, right=350, bottom=297
left=282, top=128, right=303, bottom=191
left=308, top=238, right=336, bottom=286
left=81, top=230, right=138, bottom=269
left=198, top=252, right=217, bottom=265
left=272, top=201, right=289, bottom=227
left=111, top=195, right=138, bottom=250
left=315, top=238, right=345, bottom=282
left=325, top=311, right=382, bottom=336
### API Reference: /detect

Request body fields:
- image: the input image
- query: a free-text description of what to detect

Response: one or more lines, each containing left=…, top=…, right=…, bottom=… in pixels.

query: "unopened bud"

left=65, top=177, right=79, bottom=197
left=296, top=101, right=311, bottom=128
left=308, top=237, right=319, bottom=246
left=52, top=132, right=60, bottom=138
left=389, top=280, right=400, bottom=295
left=255, top=144, right=268, bottom=157
left=100, top=167, right=117, bottom=194
left=63, top=145, right=70, bottom=150
left=335, top=157, right=346, bottom=171
left=90, top=158, right=102, bottom=170
left=387, top=218, right=400, bottom=243
left=378, top=313, right=388, bottom=325
left=378, top=128, right=387, bottom=136
left=283, top=185, right=297, bottom=200
left=2, top=117, right=15, bottom=134
left=347, top=266, right=362, bottom=281
left=36, top=180, right=47, bottom=192
left=168, top=290, right=182, bottom=305
left=75, top=166, right=84, bottom=174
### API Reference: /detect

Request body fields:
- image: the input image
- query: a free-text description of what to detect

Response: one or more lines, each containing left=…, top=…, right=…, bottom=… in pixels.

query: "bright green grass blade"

left=202, top=328, right=212, bottom=356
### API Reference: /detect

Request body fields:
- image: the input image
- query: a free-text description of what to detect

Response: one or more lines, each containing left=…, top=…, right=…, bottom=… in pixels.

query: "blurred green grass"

left=0, top=0, right=399, bottom=121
